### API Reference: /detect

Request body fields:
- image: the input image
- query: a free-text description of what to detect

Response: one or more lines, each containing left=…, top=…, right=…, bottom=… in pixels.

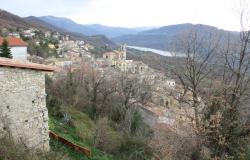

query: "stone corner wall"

left=0, top=67, right=50, bottom=151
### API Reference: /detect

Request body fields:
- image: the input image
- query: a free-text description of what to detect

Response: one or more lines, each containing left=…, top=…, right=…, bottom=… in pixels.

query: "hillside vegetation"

left=45, top=68, right=154, bottom=160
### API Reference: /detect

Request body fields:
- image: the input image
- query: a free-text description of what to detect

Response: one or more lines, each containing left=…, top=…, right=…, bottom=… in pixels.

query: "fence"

left=49, top=131, right=91, bottom=156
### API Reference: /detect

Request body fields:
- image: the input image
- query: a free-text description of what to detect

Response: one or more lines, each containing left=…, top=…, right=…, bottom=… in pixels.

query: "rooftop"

left=103, top=50, right=123, bottom=56
left=0, top=57, right=56, bottom=72
left=0, top=36, right=28, bottom=47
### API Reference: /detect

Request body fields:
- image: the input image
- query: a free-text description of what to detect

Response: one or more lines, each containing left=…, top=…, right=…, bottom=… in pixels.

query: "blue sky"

left=0, top=0, right=249, bottom=31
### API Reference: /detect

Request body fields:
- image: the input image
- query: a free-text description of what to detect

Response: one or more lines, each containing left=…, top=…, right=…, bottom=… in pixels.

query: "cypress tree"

left=0, top=39, right=12, bottom=58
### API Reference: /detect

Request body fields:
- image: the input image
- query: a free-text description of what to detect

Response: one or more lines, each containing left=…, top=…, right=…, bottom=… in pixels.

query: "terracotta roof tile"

left=0, top=36, right=28, bottom=47
left=0, top=57, right=56, bottom=72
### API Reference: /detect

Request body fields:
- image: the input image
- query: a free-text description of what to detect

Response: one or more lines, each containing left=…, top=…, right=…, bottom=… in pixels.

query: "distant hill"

left=112, top=23, right=239, bottom=51
left=0, top=9, right=69, bottom=32
left=24, top=16, right=67, bottom=32
left=39, top=16, right=98, bottom=35
left=0, top=9, right=117, bottom=54
left=0, top=9, right=36, bottom=30
left=38, top=16, right=151, bottom=38
left=25, top=16, right=117, bottom=50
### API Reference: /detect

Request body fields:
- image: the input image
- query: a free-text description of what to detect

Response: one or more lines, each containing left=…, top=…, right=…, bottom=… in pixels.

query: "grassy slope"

left=49, top=108, right=113, bottom=160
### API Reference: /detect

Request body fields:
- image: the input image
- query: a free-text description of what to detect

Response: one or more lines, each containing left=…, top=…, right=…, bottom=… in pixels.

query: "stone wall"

left=0, top=67, right=49, bottom=151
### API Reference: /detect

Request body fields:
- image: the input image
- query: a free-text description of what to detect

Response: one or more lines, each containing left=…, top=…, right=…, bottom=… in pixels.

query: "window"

left=165, top=101, right=169, bottom=107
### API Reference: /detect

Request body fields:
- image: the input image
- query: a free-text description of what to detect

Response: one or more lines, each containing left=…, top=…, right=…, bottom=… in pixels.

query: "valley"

left=0, top=2, right=250, bottom=160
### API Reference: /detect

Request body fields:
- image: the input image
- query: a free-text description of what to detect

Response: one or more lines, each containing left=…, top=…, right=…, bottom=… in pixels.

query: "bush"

left=94, top=117, right=122, bottom=153
left=46, top=74, right=64, bottom=118
left=67, top=108, right=95, bottom=144
left=0, top=135, right=72, bottom=160
left=119, top=136, right=152, bottom=160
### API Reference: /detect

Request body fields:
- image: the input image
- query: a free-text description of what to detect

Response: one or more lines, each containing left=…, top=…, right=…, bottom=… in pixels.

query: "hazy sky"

left=0, top=0, right=249, bottom=31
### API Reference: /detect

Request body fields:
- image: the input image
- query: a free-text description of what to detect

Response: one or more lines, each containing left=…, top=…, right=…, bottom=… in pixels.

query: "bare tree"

left=170, top=7, right=250, bottom=159
left=172, top=28, right=220, bottom=134
left=201, top=10, right=250, bottom=159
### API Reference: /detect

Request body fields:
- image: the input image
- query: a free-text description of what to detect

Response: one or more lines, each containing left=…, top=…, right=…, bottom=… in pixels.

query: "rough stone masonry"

left=0, top=58, right=55, bottom=151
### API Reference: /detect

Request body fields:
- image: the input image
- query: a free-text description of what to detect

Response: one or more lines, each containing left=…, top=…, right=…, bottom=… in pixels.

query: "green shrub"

left=0, top=135, right=72, bottom=160
left=67, top=108, right=95, bottom=144
left=119, top=136, right=152, bottom=160
left=49, top=111, right=114, bottom=160
left=131, top=110, right=144, bottom=135
left=94, top=118, right=122, bottom=153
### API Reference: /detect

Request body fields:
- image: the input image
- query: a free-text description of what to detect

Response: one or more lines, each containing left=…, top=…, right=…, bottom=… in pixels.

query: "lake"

left=128, top=46, right=185, bottom=57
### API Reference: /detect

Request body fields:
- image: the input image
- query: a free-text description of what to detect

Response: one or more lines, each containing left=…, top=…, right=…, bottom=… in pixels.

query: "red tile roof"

left=0, top=57, right=56, bottom=72
left=0, top=36, right=28, bottom=47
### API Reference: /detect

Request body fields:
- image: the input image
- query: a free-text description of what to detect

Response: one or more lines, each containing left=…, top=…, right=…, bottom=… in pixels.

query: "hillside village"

left=1, top=27, right=184, bottom=127
left=0, top=24, right=190, bottom=156
left=0, top=26, right=195, bottom=132
left=1, top=0, right=250, bottom=159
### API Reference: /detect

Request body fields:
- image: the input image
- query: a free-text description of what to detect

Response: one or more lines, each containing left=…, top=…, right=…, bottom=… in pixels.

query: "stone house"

left=166, top=79, right=175, bottom=88
left=0, top=36, right=28, bottom=60
left=62, top=34, right=70, bottom=41
left=103, top=51, right=123, bottom=66
left=139, top=73, right=156, bottom=85
left=131, top=61, right=149, bottom=74
left=52, top=32, right=60, bottom=39
left=114, top=60, right=133, bottom=72
left=103, top=45, right=127, bottom=67
left=137, top=102, right=175, bottom=127
left=44, top=31, right=51, bottom=38
left=94, top=58, right=109, bottom=68
left=151, top=92, right=171, bottom=107
left=22, top=28, right=37, bottom=38
left=0, top=58, right=55, bottom=151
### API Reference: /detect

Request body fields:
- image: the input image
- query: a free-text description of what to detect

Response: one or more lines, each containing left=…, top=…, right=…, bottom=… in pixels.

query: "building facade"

left=0, top=58, right=55, bottom=151
left=0, top=37, right=28, bottom=60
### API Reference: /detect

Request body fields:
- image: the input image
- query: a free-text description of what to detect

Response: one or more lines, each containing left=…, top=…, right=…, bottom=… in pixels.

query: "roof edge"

left=0, top=58, right=57, bottom=72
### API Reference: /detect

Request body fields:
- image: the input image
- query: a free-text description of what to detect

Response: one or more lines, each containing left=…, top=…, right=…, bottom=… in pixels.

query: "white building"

left=44, top=31, right=51, bottom=38
left=166, top=80, right=175, bottom=87
left=0, top=37, right=28, bottom=60
left=8, top=32, right=20, bottom=38
left=22, top=28, right=36, bottom=38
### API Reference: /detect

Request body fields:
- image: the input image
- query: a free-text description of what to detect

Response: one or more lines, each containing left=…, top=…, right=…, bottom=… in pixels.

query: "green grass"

left=49, top=108, right=113, bottom=160
left=50, top=139, right=112, bottom=160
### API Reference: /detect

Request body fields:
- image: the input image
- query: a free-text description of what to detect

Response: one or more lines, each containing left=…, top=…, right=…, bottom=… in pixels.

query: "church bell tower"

left=122, top=44, right=127, bottom=60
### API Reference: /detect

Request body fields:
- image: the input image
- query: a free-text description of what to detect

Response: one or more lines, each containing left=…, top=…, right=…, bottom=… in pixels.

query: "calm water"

left=128, top=46, right=185, bottom=57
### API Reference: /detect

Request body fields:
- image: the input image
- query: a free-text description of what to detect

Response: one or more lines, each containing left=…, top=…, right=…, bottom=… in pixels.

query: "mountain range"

left=0, top=9, right=240, bottom=53
left=35, top=15, right=240, bottom=52
left=38, top=16, right=155, bottom=38
left=113, top=23, right=239, bottom=51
